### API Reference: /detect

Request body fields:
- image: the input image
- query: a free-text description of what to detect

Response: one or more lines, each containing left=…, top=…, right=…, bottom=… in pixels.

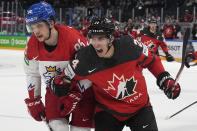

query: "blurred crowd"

left=74, top=16, right=183, bottom=40
left=61, top=11, right=197, bottom=40
left=51, top=0, right=197, bottom=40
left=1, top=0, right=197, bottom=40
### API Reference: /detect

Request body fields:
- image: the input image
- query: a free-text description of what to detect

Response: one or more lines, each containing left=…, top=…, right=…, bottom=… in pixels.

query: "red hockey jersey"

left=163, top=25, right=176, bottom=39
left=64, top=35, right=166, bottom=120
left=133, top=27, right=169, bottom=55
left=194, top=51, right=197, bottom=60
left=24, top=25, right=88, bottom=99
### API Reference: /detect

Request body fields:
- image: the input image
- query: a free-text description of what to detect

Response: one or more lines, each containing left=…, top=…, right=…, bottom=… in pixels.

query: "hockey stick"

left=159, top=54, right=197, bottom=66
left=165, top=28, right=191, bottom=120
left=41, top=115, right=53, bottom=131
left=173, top=28, right=190, bottom=86
left=165, top=101, right=197, bottom=119
left=159, top=55, right=197, bottom=66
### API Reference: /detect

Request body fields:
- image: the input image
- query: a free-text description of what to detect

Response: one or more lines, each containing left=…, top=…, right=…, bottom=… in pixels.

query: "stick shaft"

left=41, top=116, right=53, bottom=131
left=168, top=101, right=197, bottom=119
left=174, top=28, right=190, bottom=86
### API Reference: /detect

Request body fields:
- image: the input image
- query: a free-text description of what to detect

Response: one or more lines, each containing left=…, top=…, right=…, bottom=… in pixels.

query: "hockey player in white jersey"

left=24, top=1, right=95, bottom=131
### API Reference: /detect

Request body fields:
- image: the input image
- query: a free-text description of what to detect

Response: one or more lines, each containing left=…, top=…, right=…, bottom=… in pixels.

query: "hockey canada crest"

left=105, top=73, right=137, bottom=100
left=144, top=40, right=156, bottom=51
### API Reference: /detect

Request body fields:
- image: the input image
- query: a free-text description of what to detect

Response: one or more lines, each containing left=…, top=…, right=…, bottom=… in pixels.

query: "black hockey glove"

left=185, top=52, right=195, bottom=68
left=50, top=73, right=72, bottom=97
left=165, top=53, right=174, bottom=62
left=157, top=71, right=181, bottom=99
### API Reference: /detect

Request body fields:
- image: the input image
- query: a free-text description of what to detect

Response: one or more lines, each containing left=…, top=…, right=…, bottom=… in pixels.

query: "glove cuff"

left=60, top=91, right=82, bottom=102
left=156, top=71, right=173, bottom=90
left=24, top=96, right=42, bottom=106
left=25, top=96, right=42, bottom=102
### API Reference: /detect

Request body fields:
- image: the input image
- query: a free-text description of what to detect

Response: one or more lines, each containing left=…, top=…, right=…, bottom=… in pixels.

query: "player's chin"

left=36, top=36, right=45, bottom=42
left=97, top=53, right=104, bottom=58
left=96, top=51, right=106, bottom=58
left=95, top=49, right=103, bottom=57
left=38, top=39, right=44, bottom=42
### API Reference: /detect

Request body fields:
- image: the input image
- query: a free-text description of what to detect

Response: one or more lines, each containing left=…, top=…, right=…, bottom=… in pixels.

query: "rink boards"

left=0, top=35, right=197, bottom=62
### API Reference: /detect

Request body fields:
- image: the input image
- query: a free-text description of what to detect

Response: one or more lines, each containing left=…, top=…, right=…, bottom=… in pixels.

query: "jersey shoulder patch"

left=70, top=45, right=98, bottom=76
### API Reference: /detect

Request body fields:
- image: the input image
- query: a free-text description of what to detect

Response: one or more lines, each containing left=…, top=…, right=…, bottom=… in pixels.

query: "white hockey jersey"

left=24, top=25, right=87, bottom=99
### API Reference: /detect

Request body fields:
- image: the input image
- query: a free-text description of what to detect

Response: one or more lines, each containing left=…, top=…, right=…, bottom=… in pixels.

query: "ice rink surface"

left=0, top=49, right=197, bottom=131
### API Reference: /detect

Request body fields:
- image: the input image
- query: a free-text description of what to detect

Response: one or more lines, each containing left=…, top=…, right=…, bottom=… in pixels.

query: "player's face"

left=149, top=23, right=157, bottom=33
left=89, top=34, right=111, bottom=58
left=30, top=21, right=50, bottom=42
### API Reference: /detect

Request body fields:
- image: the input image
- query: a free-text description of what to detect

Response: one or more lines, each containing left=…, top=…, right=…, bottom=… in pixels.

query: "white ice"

left=0, top=49, right=197, bottom=131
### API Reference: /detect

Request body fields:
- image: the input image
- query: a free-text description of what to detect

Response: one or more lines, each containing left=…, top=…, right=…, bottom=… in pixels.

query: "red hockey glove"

left=165, top=53, right=174, bottom=62
left=185, top=52, right=195, bottom=68
left=50, top=73, right=72, bottom=97
left=24, top=96, right=45, bottom=121
left=157, top=71, right=181, bottom=99
left=59, top=91, right=82, bottom=117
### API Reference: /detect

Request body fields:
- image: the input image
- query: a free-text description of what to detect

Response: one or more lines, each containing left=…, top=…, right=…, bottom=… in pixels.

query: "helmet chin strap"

left=105, top=36, right=113, bottom=55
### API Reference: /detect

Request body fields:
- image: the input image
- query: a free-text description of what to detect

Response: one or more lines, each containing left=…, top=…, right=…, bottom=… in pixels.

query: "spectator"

left=183, top=9, right=192, bottom=22
left=162, top=18, right=176, bottom=40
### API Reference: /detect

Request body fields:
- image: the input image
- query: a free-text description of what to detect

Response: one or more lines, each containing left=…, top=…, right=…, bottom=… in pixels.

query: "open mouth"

left=36, top=35, right=43, bottom=39
left=95, top=48, right=103, bottom=53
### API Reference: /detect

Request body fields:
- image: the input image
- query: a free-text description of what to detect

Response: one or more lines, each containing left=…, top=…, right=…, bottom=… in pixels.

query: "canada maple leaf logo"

left=105, top=73, right=137, bottom=100
left=144, top=40, right=155, bottom=50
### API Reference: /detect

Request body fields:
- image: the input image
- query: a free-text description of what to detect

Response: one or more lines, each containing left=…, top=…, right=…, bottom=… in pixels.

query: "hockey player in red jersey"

left=50, top=17, right=181, bottom=131
left=185, top=51, right=197, bottom=68
left=162, top=18, right=176, bottom=40
left=132, top=18, right=174, bottom=62
left=24, top=1, right=95, bottom=131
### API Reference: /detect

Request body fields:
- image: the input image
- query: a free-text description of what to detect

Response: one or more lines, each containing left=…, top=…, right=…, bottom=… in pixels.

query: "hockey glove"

left=157, top=71, right=181, bottom=99
left=185, top=52, right=195, bottom=68
left=50, top=73, right=72, bottom=97
left=24, top=96, right=45, bottom=121
left=165, top=53, right=174, bottom=62
left=59, top=91, right=82, bottom=116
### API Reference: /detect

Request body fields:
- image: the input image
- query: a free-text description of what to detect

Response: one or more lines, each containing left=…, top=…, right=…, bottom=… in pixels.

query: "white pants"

left=48, top=118, right=91, bottom=131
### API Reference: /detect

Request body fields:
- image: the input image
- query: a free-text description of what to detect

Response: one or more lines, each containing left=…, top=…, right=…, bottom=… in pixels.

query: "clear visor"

left=26, top=21, right=46, bottom=33
left=26, top=25, right=34, bottom=33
